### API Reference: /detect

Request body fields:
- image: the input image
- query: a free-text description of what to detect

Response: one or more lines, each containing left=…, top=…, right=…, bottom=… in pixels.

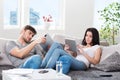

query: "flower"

left=43, top=15, right=53, bottom=22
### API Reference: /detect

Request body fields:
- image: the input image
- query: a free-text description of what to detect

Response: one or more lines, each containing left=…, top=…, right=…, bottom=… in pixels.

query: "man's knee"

left=29, top=55, right=42, bottom=68
left=32, top=55, right=42, bottom=63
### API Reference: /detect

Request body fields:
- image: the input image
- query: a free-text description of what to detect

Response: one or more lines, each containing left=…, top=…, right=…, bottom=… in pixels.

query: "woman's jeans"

left=19, top=55, right=42, bottom=69
left=41, top=42, right=87, bottom=74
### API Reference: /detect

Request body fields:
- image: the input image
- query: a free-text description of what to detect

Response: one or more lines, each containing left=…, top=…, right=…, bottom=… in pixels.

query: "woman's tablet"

left=65, top=39, right=77, bottom=53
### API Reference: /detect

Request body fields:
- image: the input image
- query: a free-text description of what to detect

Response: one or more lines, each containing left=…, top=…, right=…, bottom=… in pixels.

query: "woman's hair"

left=24, top=25, right=37, bottom=35
left=82, top=27, right=100, bottom=46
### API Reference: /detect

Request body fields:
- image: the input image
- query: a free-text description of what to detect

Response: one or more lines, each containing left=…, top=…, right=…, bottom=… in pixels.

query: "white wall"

left=0, top=0, right=94, bottom=39
left=65, top=0, right=94, bottom=38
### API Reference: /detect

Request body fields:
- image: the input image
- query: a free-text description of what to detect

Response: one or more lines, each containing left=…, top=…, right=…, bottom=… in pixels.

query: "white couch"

left=0, top=38, right=14, bottom=65
left=0, top=35, right=120, bottom=80
left=0, top=34, right=120, bottom=65
left=52, top=34, right=120, bottom=62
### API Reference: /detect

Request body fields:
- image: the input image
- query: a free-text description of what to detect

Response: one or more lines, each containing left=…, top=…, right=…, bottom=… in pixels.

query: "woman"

left=41, top=27, right=102, bottom=74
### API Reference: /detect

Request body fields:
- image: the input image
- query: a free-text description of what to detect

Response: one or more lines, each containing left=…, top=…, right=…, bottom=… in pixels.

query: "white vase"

left=44, top=22, right=50, bottom=30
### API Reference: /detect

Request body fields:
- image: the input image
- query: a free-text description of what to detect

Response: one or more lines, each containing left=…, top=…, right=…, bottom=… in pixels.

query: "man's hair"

left=24, top=25, right=37, bottom=35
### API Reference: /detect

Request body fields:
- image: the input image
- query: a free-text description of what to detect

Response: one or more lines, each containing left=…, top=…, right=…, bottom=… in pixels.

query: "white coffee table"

left=2, top=68, right=71, bottom=80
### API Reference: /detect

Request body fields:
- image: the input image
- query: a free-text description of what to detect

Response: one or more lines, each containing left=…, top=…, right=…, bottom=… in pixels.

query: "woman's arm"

left=78, top=45, right=102, bottom=65
left=65, top=50, right=77, bottom=57
left=81, top=47, right=102, bottom=65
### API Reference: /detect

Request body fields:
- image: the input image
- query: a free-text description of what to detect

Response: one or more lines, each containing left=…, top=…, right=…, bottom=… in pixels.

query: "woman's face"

left=85, top=31, right=93, bottom=45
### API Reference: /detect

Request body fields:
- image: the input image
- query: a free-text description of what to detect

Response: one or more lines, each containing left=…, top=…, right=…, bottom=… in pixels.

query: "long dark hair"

left=82, top=27, right=100, bottom=46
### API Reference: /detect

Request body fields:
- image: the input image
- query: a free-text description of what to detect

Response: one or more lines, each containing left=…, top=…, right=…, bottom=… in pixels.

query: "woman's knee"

left=54, top=48, right=62, bottom=53
left=53, top=49, right=64, bottom=56
left=52, top=42, right=60, bottom=46
left=52, top=42, right=63, bottom=48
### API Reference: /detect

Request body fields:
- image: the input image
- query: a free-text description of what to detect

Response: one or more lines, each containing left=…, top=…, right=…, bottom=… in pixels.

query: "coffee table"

left=2, top=68, right=71, bottom=80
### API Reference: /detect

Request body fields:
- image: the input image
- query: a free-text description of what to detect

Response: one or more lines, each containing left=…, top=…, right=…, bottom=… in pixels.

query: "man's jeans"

left=19, top=55, right=42, bottom=69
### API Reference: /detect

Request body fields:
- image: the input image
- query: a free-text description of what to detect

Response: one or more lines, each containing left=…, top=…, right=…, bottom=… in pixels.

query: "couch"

left=0, top=34, right=120, bottom=80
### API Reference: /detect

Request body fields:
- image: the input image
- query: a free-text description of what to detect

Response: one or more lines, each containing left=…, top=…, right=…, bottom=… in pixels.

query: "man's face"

left=22, top=30, right=35, bottom=43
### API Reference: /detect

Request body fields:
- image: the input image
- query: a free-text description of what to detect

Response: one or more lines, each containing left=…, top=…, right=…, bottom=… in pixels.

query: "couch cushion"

left=0, top=52, right=12, bottom=65
left=0, top=38, right=13, bottom=65
left=94, top=52, right=120, bottom=72
left=115, top=43, right=120, bottom=53
left=100, top=45, right=118, bottom=62
left=0, top=38, right=8, bottom=53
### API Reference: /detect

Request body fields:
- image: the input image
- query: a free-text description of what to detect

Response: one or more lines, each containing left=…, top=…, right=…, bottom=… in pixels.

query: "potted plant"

left=43, top=15, right=53, bottom=30
left=98, top=2, right=120, bottom=45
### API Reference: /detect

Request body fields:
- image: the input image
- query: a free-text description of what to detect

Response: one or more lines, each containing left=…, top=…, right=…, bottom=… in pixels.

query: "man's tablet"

left=40, top=33, right=54, bottom=52
left=44, top=33, right=54, bottom=46
left=65, top=39, right=77, bottom=53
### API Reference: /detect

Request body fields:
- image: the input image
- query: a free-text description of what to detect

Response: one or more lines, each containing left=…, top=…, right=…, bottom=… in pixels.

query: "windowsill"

left=3, top=25, right=64, bottom=31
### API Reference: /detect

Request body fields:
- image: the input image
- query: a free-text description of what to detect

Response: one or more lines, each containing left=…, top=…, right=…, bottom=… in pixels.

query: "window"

left=3, top=0, right=64, bottom=30
left=4, top=0, right=19, bottom=29
left=93, top=0, right=120, bottom=30
left=29, top=0, right=64, bottom=30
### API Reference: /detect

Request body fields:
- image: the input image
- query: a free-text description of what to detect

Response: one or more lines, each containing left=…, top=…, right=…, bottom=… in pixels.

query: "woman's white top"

left=75, top=45, right=100, bottom=68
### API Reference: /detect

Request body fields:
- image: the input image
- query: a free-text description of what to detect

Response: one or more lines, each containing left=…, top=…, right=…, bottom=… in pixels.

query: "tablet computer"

left=65, top=39, right=77, bottom=53
left=44, top=33, right=54, bottom=46
left=40, top=33, right=54, bottom=52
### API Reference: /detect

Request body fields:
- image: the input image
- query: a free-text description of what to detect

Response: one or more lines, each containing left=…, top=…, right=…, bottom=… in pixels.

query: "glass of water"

left=56, top=61, right=62, bottom=75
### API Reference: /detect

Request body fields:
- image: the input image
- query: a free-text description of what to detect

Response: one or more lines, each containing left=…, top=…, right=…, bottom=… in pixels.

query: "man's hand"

left=34, top=37, right=46, bottom=44
left=41, top=37, right=46, bottom=43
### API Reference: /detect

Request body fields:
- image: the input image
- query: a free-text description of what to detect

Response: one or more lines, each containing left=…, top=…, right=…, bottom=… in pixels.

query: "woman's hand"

left=64, top=44, right=70, bottom=51
left=64, top=44, right=77, bottom=57
left=77, top=44, right=84, bottom=54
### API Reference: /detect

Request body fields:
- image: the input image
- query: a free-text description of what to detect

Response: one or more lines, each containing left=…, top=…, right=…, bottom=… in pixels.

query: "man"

left=5, top=25, right=46, bottom=69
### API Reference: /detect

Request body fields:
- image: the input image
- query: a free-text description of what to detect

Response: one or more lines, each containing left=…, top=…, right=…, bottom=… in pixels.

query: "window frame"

left=3, top=0, right=65, bottom=30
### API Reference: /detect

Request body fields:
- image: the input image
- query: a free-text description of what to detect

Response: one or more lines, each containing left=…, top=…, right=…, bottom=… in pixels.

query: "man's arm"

left=10, top=37, right=46, bottom=59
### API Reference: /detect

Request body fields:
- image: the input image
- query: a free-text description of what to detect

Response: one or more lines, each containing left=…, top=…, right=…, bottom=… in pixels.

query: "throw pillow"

left=94, top=52, right=120, bottom=72
left=115, top=43, right=120, bottom=53
left=0, top=39, right=13, bottom=65
left=100, top=45, right=116, bottom=62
